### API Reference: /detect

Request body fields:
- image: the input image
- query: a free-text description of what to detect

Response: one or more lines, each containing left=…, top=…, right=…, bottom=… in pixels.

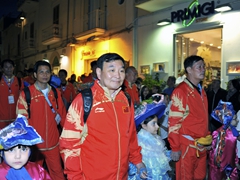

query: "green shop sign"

left=171, top=0, right=215, bottom=27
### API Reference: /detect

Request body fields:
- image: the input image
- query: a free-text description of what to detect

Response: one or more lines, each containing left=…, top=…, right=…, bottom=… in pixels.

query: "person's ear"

left=186, top=67, right=191, bottom=74
left=33, top=72, right=37, bottom=79
left=141, top=123, right=147, bottom=130
left=96, top=68, right=101, bottom=80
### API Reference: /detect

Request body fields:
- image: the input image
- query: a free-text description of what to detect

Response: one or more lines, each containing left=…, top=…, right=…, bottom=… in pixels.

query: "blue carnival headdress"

left=0, top=114, right=43, bottom=150
left=134, top=94, right=166, bottom=127
left=211, top=100, right=239, bottom=137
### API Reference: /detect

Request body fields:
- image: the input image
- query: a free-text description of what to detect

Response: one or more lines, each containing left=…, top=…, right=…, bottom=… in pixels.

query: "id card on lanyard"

left=4, top=76, right=15, bottom=104
left=8, top=95, right=15, bottom=104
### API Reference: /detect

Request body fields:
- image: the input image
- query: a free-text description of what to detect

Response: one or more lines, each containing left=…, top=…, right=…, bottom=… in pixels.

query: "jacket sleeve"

left=59, top=95, right=85, bottom=180
left=16, top=90, right=29, bottom=119
left=168, top=88, right=187, bottom=152
left=128, top=101, right=142, bottom=164
left=56, top=89, right=67, bottom=127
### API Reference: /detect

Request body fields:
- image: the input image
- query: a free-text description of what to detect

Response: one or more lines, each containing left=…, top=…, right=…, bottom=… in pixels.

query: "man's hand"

left=171, top=150, right=181, bottom=161
left=136, top=162, right=148, bottom=179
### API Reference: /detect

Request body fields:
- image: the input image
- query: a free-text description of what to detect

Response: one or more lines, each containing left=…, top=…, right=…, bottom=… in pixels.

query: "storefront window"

left=175, top=28, right=222, bottom=88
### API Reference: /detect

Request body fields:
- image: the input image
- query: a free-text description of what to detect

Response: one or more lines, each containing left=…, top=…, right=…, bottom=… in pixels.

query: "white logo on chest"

left=95, top=107, right=105, bottom=113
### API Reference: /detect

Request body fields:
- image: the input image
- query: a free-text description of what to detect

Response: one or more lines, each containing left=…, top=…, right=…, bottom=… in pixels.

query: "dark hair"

left=168, top=76, right=176, bottom=84
left=152, top=85, right=161, bottom=93
left=59, top=69, right=68, bottom=76
left=136, top=77, right=143, bottom=83
left=136, top=115, right=156, bottom=132
left=27, top=68, right=34, bottom=73
left=135, top=78, right=143, bottom=91
left=90, top=60, right=97, bottom=68
left=231, top=79, right=240, bottom=91
left=1, top=59, right=15, bottom=68
left=140, top=85, right=151, bottom=101
left=97, top=53, right=125, bottom=70
left=33, top=60, right=52, bottom=73
left=3, top=144, right=29, bottom=151
left=212, top=79, right=221, bottom=84
left=70, top=74, right=76, bottom=79
left=184, top=55, right=204, bottom=74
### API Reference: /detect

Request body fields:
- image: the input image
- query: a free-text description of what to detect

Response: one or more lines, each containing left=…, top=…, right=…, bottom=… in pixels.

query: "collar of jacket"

left=95, top=80, right=122, bottom=101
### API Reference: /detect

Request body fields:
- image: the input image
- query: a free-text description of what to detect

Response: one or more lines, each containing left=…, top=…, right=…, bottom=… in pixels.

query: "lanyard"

left=37, top=84, right=56, bottom=114
left=198, top=83, right=202, bottom=97
left=3, top=75, right=14, bottom=93
left=43, top=92, right=56, bottom=114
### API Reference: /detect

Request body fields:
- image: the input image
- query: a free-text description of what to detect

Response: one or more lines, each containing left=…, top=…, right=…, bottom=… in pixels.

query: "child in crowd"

left=0, top=114, right=51, bottom=180
left=208, top=100, right=239, bottom=180
left=128, top=94, right=172, bottom=179
left=140, top=85, right=152, bottom=102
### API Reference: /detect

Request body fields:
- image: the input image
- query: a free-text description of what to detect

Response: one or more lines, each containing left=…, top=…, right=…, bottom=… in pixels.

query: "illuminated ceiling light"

left=190, top=38, right=194, bottom=41
left=218, top=46, right=221, bottom=49
left=200, top=41, right=204, bottom=44
left=183, top=43, right=185, bottom=45
left=157, top=19, right=171, bottom=26
left=176, top=40, right=179, bottom=43
left=210, top=43, right=213, bottom=46
left=215, top=3, right=232, bottom=12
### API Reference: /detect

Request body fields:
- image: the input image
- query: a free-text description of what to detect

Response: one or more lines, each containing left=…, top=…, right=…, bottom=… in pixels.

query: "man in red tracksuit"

left=17, top=60, right=66, bottom=180
left=59, top=53, right=146, bottom=180
left=58, top=69, right=77, bottom=110
left=168, top=55, right=211, bottom=180
left=0, top=59, right=24, bottom=129
left=123, top=66, right=140, bottom=106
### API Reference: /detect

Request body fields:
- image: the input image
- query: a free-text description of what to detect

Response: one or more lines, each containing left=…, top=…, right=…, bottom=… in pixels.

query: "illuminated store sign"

left=171, top=0, right=215, bottom=27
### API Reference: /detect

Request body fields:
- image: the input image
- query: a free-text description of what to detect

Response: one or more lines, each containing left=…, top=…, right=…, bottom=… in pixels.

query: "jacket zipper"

left=112, top=99, right=121, bottom=180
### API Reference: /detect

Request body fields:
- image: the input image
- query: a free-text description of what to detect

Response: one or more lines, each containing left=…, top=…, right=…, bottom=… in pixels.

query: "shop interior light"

left=215, top=3, right=232, bottom=12
left=157, top=19, right=171, bottom=26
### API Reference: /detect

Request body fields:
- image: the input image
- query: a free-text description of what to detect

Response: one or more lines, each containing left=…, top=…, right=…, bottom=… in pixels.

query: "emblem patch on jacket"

left=122, top=106, right=130, bottom=113
left=95, top=107, right=105, bottom=113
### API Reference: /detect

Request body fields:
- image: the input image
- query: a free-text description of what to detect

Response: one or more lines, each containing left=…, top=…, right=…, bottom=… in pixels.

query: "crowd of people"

left=0, top=53, right=240, bottom=179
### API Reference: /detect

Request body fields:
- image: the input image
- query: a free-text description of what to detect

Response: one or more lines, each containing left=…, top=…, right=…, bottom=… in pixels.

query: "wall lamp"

left=157, top=19, right=171, bottom=26
left=214, top=3, right=232, bottom=12
left=20, top=12, right=25, bottom=20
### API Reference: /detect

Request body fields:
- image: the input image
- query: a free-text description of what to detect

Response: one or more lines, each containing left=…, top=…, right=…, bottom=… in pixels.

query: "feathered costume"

left=128, top=94, right=171, bottom=179
left=208, top=100, right=239, bottom=180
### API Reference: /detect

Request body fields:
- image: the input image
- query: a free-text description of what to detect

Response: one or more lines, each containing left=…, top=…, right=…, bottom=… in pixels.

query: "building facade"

left=1, top=0, right=240, bottom=88
left=135, top=0, right=240, bottom=88
left=0, top=0, right=137, bottom=78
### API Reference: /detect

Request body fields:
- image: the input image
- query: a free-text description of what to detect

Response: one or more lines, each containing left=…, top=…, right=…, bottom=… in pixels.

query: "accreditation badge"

left=8, top=95, right=15, bottom=104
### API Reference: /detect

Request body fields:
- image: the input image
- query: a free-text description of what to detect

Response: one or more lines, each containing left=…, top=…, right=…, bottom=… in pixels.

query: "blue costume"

left=128, top=95, right=171, bottom=179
